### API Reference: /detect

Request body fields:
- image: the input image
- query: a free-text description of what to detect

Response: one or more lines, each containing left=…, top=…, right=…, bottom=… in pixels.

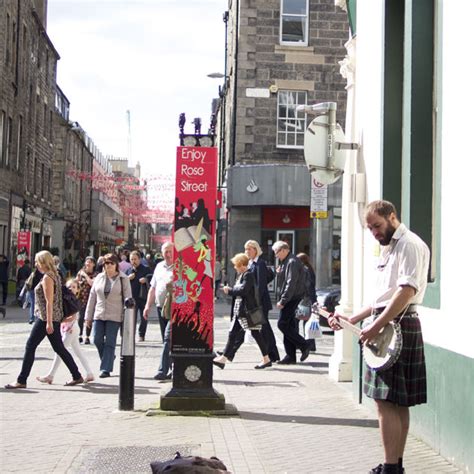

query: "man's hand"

left=139, top=277, right=146, bottom=284
left=85, top=320, right=92, bottom=329
left=327, top=311, right=350, bottom=331
left=360, top=320, right=382, bottom=344
left=143, top=305, right=150, bottom=320
left=276, top=302, right=284, bottom=309
left=129, top=273, right=135, bottom=280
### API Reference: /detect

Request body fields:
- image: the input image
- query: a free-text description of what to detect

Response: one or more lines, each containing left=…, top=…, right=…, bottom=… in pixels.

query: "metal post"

left=119, top=299, right=136, bottom=411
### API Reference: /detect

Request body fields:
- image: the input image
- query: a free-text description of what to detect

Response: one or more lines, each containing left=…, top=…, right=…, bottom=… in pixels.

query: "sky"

left=47, top=0, right=226, bottom=179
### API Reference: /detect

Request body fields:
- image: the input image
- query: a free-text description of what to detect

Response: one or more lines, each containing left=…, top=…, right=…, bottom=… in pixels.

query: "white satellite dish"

left=303, top=114, right=347, bottom=185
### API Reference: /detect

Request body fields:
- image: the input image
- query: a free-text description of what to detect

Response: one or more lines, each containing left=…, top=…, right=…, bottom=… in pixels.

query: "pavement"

left=0, top=296, right=465, bottom=473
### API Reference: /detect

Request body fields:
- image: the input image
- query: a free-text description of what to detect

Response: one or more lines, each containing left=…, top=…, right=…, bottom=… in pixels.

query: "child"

left=37, top=279, right=94, bottom=384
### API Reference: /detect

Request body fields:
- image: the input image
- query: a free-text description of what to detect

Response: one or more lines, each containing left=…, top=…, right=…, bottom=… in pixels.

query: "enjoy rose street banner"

left=171, top=146, right=218, bottom=356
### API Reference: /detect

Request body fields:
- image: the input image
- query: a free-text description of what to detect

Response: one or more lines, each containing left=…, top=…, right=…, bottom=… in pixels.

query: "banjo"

left=316, top=307, right=403, bottom=371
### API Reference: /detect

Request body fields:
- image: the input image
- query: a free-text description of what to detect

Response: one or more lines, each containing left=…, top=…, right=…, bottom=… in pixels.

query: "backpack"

left=61, top=284, right=81, bottom=319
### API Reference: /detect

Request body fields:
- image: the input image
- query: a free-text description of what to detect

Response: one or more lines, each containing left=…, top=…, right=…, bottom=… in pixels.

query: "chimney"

left=33, top=0, right=48, bottom=29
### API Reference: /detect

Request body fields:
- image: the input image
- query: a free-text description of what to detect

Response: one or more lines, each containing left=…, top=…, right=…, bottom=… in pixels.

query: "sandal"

left=64, top=377, right=84, bottom=386
left=36, top=375, right=53, bottom=384
left=5, top=382, right=27, bottom=389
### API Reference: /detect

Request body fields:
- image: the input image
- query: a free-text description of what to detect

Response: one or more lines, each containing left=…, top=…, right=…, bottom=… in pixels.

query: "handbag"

left=245, top=305, right=265, bottom=327
left=295, top=297, right=312, bottom=321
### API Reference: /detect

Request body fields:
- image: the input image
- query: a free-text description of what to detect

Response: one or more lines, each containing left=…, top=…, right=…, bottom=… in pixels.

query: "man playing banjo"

left=328, top=200, right=430, bottom=474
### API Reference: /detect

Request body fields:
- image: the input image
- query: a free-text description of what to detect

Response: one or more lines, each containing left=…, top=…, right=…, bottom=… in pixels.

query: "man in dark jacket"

left=0, top=254, right=9, bottom=305
left=16, top=259, right=31, bottom=304
left=127, top=250, right=151, bottom=341
left=272, top=241, right=311, bottom=364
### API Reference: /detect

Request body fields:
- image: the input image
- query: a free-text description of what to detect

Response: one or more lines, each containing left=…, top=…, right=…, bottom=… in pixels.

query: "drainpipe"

left=230, top=0, right=240, bottom=166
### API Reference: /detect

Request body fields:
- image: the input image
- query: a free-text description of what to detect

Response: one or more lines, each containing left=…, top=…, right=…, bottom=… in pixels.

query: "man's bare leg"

left=397, top=405, right=410, bottom=460
left=375, top=400, right=401, bottom=464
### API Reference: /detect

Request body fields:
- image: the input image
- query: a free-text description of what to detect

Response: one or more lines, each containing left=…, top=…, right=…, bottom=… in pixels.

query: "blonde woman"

left=37, top=278, right=94, bottom=384
left=5, top=251, right=83, bottom=389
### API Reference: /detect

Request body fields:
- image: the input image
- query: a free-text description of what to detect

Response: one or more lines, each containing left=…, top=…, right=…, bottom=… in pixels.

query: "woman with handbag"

left=4, top=250, right=83, bottom=389
left=213, top=253, right=272, bottom=370
left=84, top=253, right=132, bottom=378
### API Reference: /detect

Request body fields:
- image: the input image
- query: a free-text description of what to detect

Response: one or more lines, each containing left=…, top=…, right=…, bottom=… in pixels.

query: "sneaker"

left=138, top=336, right=145, bottom=342
left=36, top=375, right=53, bottom=384
left=84, top=338, right=90, bottom=345
left=78, top=336, right=83, bottom=344
left=99, top=371, right=110, bottom=378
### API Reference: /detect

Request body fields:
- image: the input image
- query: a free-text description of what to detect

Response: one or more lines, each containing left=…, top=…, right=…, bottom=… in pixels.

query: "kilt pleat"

left=364, top=316, right=427, bottom=406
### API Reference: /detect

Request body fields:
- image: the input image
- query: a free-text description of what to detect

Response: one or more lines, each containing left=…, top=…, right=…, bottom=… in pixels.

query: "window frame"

left=276, top=90, right=307, bottom=149
left=280, top=0, right=309, bottom=46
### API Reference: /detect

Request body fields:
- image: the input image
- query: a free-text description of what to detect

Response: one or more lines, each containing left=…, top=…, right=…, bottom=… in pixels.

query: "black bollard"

left=119, top=298, right=136, bottom=411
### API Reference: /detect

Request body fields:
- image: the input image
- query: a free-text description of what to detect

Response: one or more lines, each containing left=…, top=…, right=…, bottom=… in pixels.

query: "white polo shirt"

left=150, top=260, right=173, bottom=307
left=373, top=223, right=430, bottom=309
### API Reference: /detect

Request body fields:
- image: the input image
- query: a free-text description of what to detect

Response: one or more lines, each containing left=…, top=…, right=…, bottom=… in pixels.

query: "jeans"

left=78, top=306, right=92, bottom=338
left=93, top=320, right=121, bottom=373
left=27, top=290, right=36, bottom=323
left=136, top=300, right=147, bottom=338
left=157, top=306, right=167, bottom=342
left=157, top=320, right=171, bottom=376
left=277, top=298, right=308, bottom=360
left=17, top=319, right=82, bottom=384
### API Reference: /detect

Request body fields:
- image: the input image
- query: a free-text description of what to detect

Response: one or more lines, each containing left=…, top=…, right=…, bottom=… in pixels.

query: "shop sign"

left=17, top=231, right=31, bottom=268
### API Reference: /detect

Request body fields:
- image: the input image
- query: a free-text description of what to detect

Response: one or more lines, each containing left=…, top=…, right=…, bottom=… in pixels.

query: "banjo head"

left=362, top=321, right=403, bottom=371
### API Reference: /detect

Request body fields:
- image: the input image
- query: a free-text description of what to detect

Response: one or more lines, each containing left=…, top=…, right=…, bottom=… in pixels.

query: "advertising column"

left=161, top=146, right=225, bottom=411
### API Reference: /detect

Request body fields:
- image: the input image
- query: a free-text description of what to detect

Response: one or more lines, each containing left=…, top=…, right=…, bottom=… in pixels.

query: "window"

left=277, top=90, right=307, bottom=148
left=16, top=116, right=22, bottom=170
left=280, top=0, right=309, bottom=45
left=5, top=117, right=12, bottom=167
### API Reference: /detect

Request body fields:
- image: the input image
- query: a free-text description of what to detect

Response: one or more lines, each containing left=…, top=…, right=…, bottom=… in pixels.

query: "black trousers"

left=223, top=317, right=268, bottom=360
left=135, top=300, right=147, bottom=338
left=17, top=319, right=82, bottom=384
left=0, top=281, right=7, bottom=304
left=277, top=298, right=308, bottom=360
left=223, top=309, right=280, bottom=362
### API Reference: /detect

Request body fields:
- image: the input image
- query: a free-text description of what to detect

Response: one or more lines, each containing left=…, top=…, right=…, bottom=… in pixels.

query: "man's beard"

left=380, top=222, right=396, bottom=245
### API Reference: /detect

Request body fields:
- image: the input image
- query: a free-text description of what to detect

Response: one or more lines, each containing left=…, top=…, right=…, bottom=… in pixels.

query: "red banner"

left=17, top=231, right=31, bottom=268
left=171, top=146, right=218, bottom=354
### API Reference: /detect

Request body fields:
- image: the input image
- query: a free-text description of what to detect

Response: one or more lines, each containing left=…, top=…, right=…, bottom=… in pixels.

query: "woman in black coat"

left=213, top=253, right=271, bottom=370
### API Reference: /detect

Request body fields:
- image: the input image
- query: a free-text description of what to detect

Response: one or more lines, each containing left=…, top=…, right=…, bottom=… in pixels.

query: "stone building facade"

left=0, top=0, right=59, bottom=268
left=219, top=0, right=348, bottom=284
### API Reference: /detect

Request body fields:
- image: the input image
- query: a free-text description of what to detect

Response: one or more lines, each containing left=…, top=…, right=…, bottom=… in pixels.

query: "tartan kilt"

left=364, top=315, right=427, bottom=407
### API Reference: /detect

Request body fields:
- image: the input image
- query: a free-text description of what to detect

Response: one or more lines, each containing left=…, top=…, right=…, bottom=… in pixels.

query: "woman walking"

left=36, top=278, right=94, bottom=384
left=5, top=251, right=83, bottom=389
left=213, top=253, right=271, bottom=370
left=85, top=253, right=132, bottom=378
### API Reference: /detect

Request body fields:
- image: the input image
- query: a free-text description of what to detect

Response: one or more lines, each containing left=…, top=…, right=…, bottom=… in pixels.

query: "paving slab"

left=0, top=298, right=465, bottom=473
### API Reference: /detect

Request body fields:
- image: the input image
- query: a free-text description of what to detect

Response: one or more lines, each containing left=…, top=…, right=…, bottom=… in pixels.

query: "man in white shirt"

left=329, top=200, right=430, bottom=474
left=144, top=241, right=174, bottom=341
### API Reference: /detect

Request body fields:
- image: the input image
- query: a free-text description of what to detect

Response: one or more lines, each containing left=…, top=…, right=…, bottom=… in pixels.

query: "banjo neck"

left=317, top=308, right=361, bottom=337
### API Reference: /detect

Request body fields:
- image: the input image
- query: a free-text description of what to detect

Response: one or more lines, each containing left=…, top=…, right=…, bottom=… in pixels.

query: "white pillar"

left=329, top=36, right=359, bottom=382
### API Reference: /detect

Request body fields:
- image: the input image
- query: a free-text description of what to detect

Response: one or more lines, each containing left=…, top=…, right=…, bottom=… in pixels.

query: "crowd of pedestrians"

left=3, top=236, right=323, bottom=390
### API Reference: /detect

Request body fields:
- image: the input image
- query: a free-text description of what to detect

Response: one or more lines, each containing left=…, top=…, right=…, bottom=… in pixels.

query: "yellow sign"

left=310, top=211, right=328, bottom=219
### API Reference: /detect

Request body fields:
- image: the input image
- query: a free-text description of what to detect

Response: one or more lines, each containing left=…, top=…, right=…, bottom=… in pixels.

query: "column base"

left=160, top=389, right=226, bottom=411
left=328, top=354, right=353, bottom=382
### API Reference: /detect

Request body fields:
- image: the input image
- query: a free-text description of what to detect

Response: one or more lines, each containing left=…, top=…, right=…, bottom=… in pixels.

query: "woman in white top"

left=37, top=278, right=94, bottom=384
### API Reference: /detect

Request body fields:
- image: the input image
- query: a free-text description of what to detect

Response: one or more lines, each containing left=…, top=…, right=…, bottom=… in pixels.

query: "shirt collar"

left=391, top=223, right=407, bottom=242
